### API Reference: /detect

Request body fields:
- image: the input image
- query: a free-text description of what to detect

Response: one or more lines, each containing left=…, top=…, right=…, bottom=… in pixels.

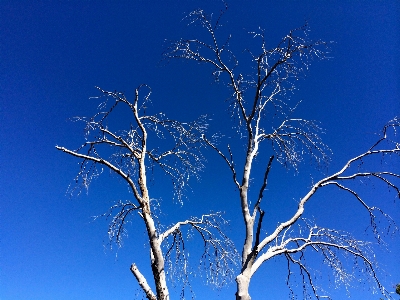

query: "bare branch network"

left=57, top=4, right=399, bottom=300
left=164, top=6, right=400, bottom=300
left=56, top=86, right=238, bottom=300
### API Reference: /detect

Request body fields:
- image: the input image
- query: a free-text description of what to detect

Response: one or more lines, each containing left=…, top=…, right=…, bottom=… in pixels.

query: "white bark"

left=130, top=264, right=157, bottom=300
left=166, top=6, right=400, bottom=299
left=57, top=85, right=237, bottom=299
left=236, top=273, right=251, bottom=300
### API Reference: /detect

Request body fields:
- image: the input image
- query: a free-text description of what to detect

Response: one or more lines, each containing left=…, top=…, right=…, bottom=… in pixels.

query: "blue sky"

left=1, top=1, right=399, bottom=299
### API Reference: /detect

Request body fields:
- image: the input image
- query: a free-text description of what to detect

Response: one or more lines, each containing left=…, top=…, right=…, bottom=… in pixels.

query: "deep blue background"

left=1, top=1, right=399, bottom=299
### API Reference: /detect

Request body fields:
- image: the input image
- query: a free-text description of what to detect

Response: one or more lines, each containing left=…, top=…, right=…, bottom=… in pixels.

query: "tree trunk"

left=150, top=250, right=168, bottom=300
left=236, top=273, right=252, bottom=300
left=143, top=210, right=169, bottom=300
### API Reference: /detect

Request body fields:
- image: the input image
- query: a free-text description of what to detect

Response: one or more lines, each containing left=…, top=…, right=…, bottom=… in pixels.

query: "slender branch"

left=256, top=121, right=400, bottom=251
left=253, top=207, right=265, bottom=254
left=285, top=252, right=328, bottom=299
left=130, top=263, right=157, bottom=300
left=162, top=212, right=239, bottom=288
left=100, top=127, right=141, bottom=159
left=322, top=181, right=370, bottom=210
left=202, top=135, right=240, bottom=188
left=55, top=146, right=143, bottom=202
left=252, top=155, right=274, bottom=217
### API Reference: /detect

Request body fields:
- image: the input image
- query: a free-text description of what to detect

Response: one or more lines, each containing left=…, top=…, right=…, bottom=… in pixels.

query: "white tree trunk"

left=143, top=210, right=169, bottom=300
left=236, top=273, right=252, bottom=300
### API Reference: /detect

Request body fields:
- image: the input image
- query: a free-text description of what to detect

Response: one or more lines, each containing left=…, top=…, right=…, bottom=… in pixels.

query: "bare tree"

left=56, top=86, right=238, bottom=300
left=165, top=5, right=400, bottom=300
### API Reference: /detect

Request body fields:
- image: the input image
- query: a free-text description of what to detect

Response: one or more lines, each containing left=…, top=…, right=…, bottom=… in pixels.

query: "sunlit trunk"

left=143, top=207, right=169, bottom=300
left=236, top=273, right=252, bottom=300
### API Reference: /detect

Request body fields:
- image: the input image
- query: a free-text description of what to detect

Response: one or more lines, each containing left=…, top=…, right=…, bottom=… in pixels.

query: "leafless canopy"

left=165, top=5, right=400, bottom=300
left=62, top=86, right=207, bottom=201
left=56, top=86, right=238, bottom=299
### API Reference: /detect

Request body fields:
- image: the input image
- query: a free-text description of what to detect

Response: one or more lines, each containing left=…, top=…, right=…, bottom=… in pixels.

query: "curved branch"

left=55, top=146, right=143, bottom=202
left=162, top=212, right=239, bottom=288
left=100, top=127, right=141, bottom=159
left=202, top=135, right=240, bottom=188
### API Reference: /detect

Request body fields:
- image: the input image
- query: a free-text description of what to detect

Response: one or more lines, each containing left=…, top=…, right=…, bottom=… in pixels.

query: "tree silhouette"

left=56, top=86, right=238, bottom=299
left=165, top=4, right=400, bottom=300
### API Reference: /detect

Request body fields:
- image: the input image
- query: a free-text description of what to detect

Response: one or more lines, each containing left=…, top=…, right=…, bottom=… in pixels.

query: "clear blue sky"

left=1, top=1, right=399, bottom=299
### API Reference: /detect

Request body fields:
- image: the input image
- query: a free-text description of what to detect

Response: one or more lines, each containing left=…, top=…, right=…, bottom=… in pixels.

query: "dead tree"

left=165, top=6, right=400, bottom=300
left=56, top=85, right=238, bottom=300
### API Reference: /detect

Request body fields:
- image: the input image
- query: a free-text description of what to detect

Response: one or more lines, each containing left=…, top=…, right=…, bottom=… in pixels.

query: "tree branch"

left=252, top=155, right=274, bottom=217
left=55, top=146, right=143, bottom=202
left=162, top=212, right=239, bottom=288
left=130, top=263, right=157, bottom=300
left=202, top=135, right=240, bottom=188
